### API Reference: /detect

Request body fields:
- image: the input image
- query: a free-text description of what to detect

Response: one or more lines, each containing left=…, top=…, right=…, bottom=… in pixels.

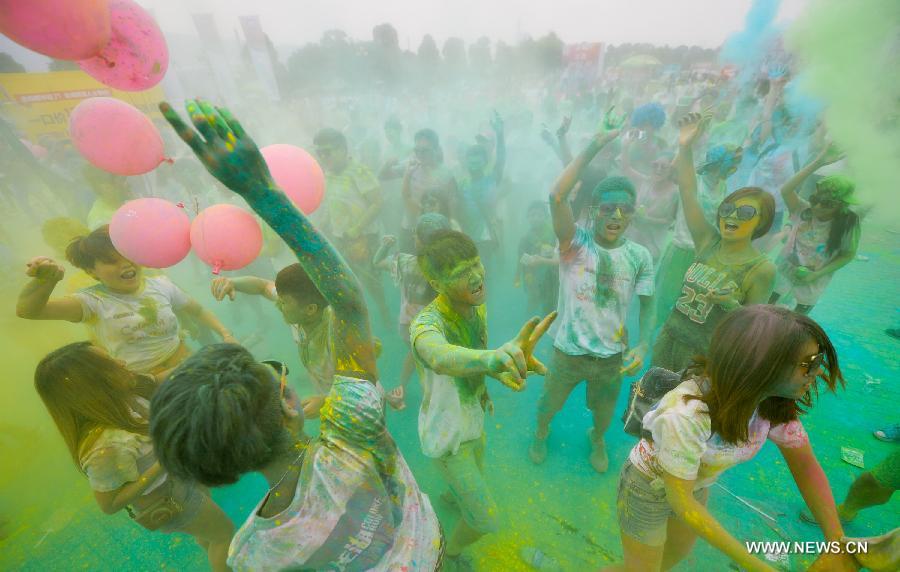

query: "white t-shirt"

left=73, top=276, right=189, bottom=373
left=227, top=377, right=441, bottom=572
left=411, top=296, right=488, bottom=458
left=628, top=378, right=809, bottom=490
left=553, top=227, right=654, bottom=357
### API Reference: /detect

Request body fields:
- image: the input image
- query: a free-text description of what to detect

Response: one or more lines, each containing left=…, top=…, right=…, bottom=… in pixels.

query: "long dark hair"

left=34, top=342, right=150, bottom=468
left=687, top=305, right=843, bottom=444
left=824, top=209, right=859, bottom=256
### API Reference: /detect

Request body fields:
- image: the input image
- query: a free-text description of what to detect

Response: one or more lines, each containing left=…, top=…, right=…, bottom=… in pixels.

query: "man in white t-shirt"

left=530, top=129, right=656, bottom=474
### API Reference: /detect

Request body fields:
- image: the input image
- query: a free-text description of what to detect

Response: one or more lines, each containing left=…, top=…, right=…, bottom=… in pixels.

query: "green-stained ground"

left=1, top=227, right=897, bottom=571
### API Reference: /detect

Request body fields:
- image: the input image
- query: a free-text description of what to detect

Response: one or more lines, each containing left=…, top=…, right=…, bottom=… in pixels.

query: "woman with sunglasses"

left=770, top=145, right=860, bottom=314
left=150, top=99, right=442, bottom=571
left=607, top=305, right=856, bottom=572
left=34, top=342, right=234, bottom=571
left=651, top=113, right=777, bottom=372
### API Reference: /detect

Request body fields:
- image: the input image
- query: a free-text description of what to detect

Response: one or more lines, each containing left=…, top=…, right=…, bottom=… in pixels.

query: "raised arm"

left=210, top=275, right=276, bottom=302
left=160, top=99, right=377, bottom=380
left=550, top=130, right=621, bottom=250
left=371, top=235, right=396, bottom=270
left=16, top=257, right=84, bottom=322
left=674, top=112, right=717, bottom=251
left=779, top=143, right=844, bottom=217
left=490, top=111, right=506, bottom=184
left=413, top=312, right=556, bottom=391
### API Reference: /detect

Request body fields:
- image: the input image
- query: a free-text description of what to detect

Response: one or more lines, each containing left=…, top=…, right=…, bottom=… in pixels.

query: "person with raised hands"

left=150, top=99, right=442, bottom=571
left=529, top=126, right=656, bottom=474
left=410, top=228, right=556, bottom=571
left=651, top=112, right=777, bottom=373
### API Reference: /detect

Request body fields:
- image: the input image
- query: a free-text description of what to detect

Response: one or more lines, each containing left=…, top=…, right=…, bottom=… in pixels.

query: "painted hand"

left=707, top=286, right=739, bottom=307
left=159, top=99, right=275, bottom=196
left=381, top=235, right=397, bottom=247
left=602, top=105, right=628, bottom=132
left=816, top=142, right=844, bottom=167
left=490, top=110, right=504, bottom=135
left=486, top=312, right=557, bottom=391
left=26, top=257, right=65, bottom=282
left=210, top=277, right=236, bottom=301
left=556, top=115, right=572, bottom=138
left=301, top=395, right=326, bottom=419
left=620, top=344, right=647, bottom=376
left=677, top=112, right=710, bottom=148
left=794, top=267, right=819, bottom=284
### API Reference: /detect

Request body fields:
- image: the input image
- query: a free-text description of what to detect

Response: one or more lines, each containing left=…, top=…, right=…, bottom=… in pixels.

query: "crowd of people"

left=4, top=41, right=897, bottom=572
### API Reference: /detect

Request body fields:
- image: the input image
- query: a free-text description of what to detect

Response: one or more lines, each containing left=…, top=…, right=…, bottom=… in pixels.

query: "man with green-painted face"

left=410, top=229, right=555, bottom=570
left=530, top=129, right=657, bottom=474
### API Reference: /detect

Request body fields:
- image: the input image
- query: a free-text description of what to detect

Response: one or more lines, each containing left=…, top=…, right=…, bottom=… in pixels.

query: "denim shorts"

left=616, top=460, right=707, bottom=547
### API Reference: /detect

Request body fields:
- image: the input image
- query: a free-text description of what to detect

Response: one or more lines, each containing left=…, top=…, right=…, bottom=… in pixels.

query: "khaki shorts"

left=433, top=434, right=499, bottom=534
left=616, top=460, right=708, bottom=547
left=537, top=348, right=623, bottom=417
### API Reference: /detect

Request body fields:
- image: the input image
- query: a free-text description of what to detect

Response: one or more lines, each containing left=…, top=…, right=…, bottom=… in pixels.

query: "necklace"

left=267, top=438, right=312, bottom=496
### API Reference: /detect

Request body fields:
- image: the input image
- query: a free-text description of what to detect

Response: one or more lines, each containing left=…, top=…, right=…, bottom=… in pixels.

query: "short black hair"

left=591, top=176, right=637, bottom=206
left=313, top=127, right=347, bottom=149
left=274, top=263, right=328, bottom=307
left=65, top=224, right=121, bottom=270
left=417, top=230, right=479, bottom=282
left=149, top=344, right=289, bottom=486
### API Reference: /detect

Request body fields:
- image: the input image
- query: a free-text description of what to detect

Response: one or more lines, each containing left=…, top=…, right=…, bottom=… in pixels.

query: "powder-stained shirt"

left=320, top=160, right=381, bottom=238
left=553, top=227, right=655, bottom=358
left=411, top=295, right=488, bottom=458
left=72, top=276, right=189, bottom=373
left=628, top=378, right=809, bottom=490
left=79, top=398, right=167, bottom=503
left=227, top=377, right=441, bottom=572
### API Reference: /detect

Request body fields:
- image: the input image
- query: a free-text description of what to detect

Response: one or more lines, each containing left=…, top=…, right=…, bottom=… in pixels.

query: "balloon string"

left=212, top=261, right=223, bottom=275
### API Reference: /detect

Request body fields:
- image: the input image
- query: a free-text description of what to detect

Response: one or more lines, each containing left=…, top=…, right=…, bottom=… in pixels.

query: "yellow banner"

left=0, top=71, right=166, bottom=143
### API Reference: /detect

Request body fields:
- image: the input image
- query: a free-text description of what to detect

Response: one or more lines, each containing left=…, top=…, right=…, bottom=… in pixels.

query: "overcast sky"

left=144, top=0, right=809, bottom=49
left=2, top=0, right=811, bottom=69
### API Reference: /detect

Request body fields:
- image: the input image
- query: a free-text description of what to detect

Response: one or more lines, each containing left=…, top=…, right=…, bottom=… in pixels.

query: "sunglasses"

left=314, top=147, right=337, bottom=158
left=810, top=195, right=840, bottom=209
left=261, top=359, right=290, bottom=398
left=589, top=203, right=635, bottom=217
left=717, top=202, right=758, bottom=221
left=798, top=352, right=825, bottom=377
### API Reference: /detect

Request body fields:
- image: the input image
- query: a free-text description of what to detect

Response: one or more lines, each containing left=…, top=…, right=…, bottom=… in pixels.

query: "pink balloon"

left=77, top=0, right=168, bottom=91
left=191, top=204, right=263, bottom=274
left=0, top=0, right=111, bottom=60
left=69, top=97, right=167, bottom=175
left=261, top=144, right=325, bottom=214
left=110, top=198, right=191, bottom=268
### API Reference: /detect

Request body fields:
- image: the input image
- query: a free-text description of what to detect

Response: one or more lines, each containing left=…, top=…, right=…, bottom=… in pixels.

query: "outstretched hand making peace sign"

left=485, top=311, right=558, bottom=391
left=159, top=99, right=276, bottom=196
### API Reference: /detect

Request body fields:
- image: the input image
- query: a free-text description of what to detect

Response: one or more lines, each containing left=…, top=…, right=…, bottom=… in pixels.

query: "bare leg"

left=446, top=520, right=485, bottom=557
left=600, top=532, right=665, bottom=572
left=840, top=472, right=895, bottom=520
left=178, top=493, right=234, bottom=572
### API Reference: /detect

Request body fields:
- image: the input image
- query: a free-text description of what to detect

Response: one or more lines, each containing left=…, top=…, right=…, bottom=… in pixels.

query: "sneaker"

left=874, top=425, right=900, bottom=443
left=587, top=428, right=609, bottom=473
left=529, top=433, right=548, bottom=465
